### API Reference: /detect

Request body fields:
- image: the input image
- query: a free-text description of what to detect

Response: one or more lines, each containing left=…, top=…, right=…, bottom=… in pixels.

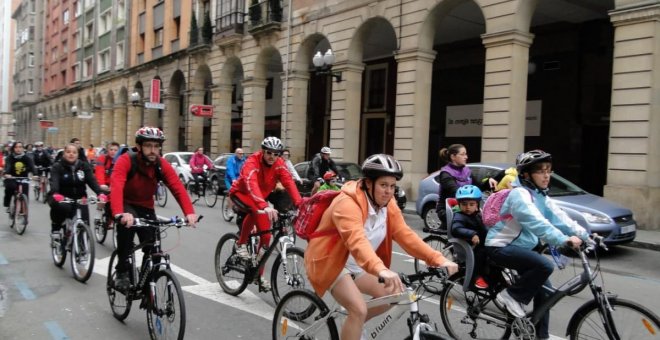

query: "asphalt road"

left=1, top=190, right=659, bottom=340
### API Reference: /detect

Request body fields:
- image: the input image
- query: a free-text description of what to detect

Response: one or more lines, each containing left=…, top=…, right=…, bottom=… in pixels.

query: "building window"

left=154, top=28, right=163, bottom=47
left=173, top=17, right=180, bottom=39
left=62, top=39, right=68, bottom=54
left=117, top=0, right=126, bottom=21
left=84, top=57, right=93, bottom=78
left=30, top=0, right=35, bottom=12
left=85, top=22, right=94, bottom=45
left=72, top=63, right=80, bottom=81
left=51, top=47, right=58, bottom=62
left=28, top=79, right=34, bottom=93
left=99, top=10, right=112, bottom=34
left=116, top=42, right=124, bottom=67
left=74, top=1, right=82, bottom=17
left=63, top=9, right=70, bottom=25
left=98, top=49, right=110, bottom=72
left=74, top=30, right=81, bottom=49
left=28, top=53, right=34, bottom=67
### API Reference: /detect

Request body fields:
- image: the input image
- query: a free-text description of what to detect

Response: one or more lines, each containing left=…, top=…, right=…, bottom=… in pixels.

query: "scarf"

left=440, top=163, right=472, bottom=187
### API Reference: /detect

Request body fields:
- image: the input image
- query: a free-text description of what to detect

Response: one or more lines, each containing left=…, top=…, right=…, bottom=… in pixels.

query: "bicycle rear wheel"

left=71, top=222, right=95, bottom=283
left=439, top=275, right=511, bottom=340
left=272, top=289, right=339, bottom=340
left=107, top=250, right=132, bottom=321
left=204, top=179, right=218, bottom=207
left=94, top=215, right=107, bottom=244
left=215, top=233, right=250, bottom=296
left=221, top=195, right=234, bottom=222
left=413, top=234, right=451, bottom=294
left=155, top=183, right=168, bottom=207
left=51, top=229, right=67, bottom=267
left=146, top=269, right=186, bottom=340
left=14, top=195, right=28, bottom=235
left=569, top=298, right=660, bottom=340
left=33, top=183, right=40, bottom=201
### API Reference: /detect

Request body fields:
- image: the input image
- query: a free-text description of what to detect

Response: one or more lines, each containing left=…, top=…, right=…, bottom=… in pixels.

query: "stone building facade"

left=13, top=0, right=660, bottom=230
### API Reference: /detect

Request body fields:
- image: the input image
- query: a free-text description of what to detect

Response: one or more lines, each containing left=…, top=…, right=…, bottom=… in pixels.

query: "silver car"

left=416, top=163, right=636, bottom=246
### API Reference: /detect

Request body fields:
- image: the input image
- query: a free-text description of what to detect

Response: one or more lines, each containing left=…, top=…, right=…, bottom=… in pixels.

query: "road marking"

left=182, top=283, right=275, bottom=321
left=0, top=252, right=7, bottom=265
left=13, top=278, right=36, bottom=300
left=44, top=320, right=70, bottom=340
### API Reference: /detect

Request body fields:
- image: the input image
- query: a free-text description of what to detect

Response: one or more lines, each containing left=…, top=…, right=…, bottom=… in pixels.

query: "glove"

left=53, top=193, right=64, bottom=202
left=98, top=193, right=108, bottom=202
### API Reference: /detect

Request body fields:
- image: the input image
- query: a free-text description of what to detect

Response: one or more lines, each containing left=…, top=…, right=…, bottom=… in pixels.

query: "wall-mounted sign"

left=445, top=100, right=542, bottom=137
left=47, top=127, right=59, bottom=133
left=151, top=79, right=161, bottom=103
left=190, top=104, right=214, bottom=117
left=145, top=102, right=165, bottom=110
left=39, top=120, right=55, bottom=129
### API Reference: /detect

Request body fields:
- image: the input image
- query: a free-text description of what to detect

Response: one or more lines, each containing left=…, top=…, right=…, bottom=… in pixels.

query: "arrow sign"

left=189, top=104, right=213, bottom=117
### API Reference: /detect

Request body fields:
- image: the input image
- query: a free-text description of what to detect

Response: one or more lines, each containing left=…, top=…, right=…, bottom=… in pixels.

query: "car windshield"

left=548, top=173, right=587, bottom=196
left=337, top=163, right=363, bottom=180
left=180, top=154, right=192, bottom=164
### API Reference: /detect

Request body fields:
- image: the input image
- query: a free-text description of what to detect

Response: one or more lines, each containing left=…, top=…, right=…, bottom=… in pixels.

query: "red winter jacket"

left=94, top=154, right=112, bottom=185
left=110, top=152, right=194, bottom=216
left=229, top=151, right=302, bottom=210
left=189, top=153, right=213, bottom=175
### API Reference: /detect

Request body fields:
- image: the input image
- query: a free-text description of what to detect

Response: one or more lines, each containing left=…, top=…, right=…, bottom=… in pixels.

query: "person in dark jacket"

left=307, top=146, right=339, bottom=194
left=3, top=141, right=36, bottom=212
left=32, top=141, right=53, bottom=177
left=48, top=143, right=107, bottom=244
left=450, top=184, right=489, bottom=290
left=54, top=138, right=88, bottom=163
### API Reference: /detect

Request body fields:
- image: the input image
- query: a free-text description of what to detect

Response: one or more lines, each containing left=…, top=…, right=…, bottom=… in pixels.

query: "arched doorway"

left=166, top=71, right=186, bottom=151
left=249, top=47, right=283, bottom=151
left=193, top=64, right=213, bottom=152
left=218, top=57, right=244, bottom=152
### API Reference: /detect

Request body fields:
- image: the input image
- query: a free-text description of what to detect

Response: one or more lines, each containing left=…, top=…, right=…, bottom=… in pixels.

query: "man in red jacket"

left=229, top=136, right=302, bottom=290
left=110, top=127, right=198, bottom=290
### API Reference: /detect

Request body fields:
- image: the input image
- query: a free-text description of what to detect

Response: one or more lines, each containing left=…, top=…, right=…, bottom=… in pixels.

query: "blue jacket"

left=451, top=211, right=488, bottom=244
left=225, top=155, right=245, bottom=189
left=485, top=186, right=588, bottom=249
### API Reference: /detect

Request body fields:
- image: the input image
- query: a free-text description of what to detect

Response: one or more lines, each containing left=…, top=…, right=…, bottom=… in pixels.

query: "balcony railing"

left=189, top=28, right=212, bottom=51
left=248, top=0, right=283, bottom=34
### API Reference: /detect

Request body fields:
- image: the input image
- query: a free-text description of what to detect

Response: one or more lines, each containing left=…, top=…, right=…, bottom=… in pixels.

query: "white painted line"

left=182, top=283, right=275, bottom=321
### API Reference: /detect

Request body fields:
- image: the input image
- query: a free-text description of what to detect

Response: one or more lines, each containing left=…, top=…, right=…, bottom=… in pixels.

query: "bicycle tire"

left=106, top=250, right=132, bottom=321
left=112, top=226, right=118, bottom=250
left=33, top=183, right=40, bottom=201
left=146, top=269, right=186, bottom=340
left=71, top=222, right=95, bottom=283
left=272, top=289, right=339, bottom=340
left=51, top=228, right=67, bottom=268
left=439, top=275, right=512, bottom=340
left=14, top=195, right=28, bottom=235
left=271, top=247, right=311, bottom=311
left=569, top=297, right=660, bottom=340
left=215, top=233, right=250, bottom=295
left=156, top=183, right=168, bottom=207
left=413, top=234, right=451, bottom=294
left=41, top=181, right=49, bottom=204
left=221, top=195, right=234, bottom=222
left=94, top=215, right=107, bottom=244
left=205, top=179, right=218, bottom=207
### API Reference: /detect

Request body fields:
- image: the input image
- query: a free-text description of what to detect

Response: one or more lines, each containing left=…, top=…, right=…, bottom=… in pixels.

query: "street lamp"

left=37, top=112, right=44, bottom=120
left=130, top=91, right=142, bottom=107
left=71, top=105, right=78, bottom=117
left=312, top=49, right=342, bottom=83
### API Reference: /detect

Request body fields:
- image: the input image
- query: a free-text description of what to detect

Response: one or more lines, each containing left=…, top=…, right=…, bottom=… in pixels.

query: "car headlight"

left=580, top=211, right=611, bottom=224
left=397, top=188, right=405, bottom=197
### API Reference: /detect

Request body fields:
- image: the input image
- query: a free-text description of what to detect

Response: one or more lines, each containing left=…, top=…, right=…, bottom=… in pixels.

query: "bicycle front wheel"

left=14, top=195, right=28, bottom=235
left=215, top=233, right=249, bottom=296
left=146, top=269, right=186, bottom=340
left=440, top=275, right=511, bottom=340
left=413, top=234, right=450, bottom=294
left=94, top=215, right=107, bottom=244
left=51, top=229, right=67, bottom=267
left=156, top=183, right=168, bottom=207
left=71, top=222, right=95, bottom=282
left=204, top=180, right=218, bottom=208
left=107, top=250, right=132, bottom=321
left=569, top=297, right=660, bottom=340
left=221, top=195, right=234, bottom=222
left=271, top=247, right=308, bottom=304
left=273, top=289, right=339, bottom=340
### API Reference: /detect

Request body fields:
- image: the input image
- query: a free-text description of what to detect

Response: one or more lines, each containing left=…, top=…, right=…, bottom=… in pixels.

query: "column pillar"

left=71, top=114, right=82, bottom=140
left=241, top=78, right=268, bottom=152
left=330, top=61, right=364, bottom=162
left=605, top=5, right=660, bottom=230
left=143, top=107, right=159, bottom=127
left=186, top=89, right=205, bottom=150
left=211, top=84, right=233, bottom=155
left=163, top=94, right=181, bottom=152
left=283, top=72, right=309, bottom=164
left=393, top=48, right=437, bottom=199
left=100, top=106, right=114, bottom=146
left=126, top=104, right=143, bottom=144
left=480, top=30, right=534, bottom=163
left=90, top=110, right=102, bottom=146
left=113, top=104, right=127, bottom=144
left=63, top=117, right=73, bottom=145
left=81, top=118, right=91, bottom=146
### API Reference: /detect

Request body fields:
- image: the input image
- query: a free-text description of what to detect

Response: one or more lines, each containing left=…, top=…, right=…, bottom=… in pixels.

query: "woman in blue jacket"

left=485, top=150, right=589, bottom=340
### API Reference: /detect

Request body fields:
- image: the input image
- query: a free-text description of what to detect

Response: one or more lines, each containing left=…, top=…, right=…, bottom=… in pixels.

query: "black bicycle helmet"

left=261, top=136, right=284, bottom=152
left=135, top=126, right=165, bottom=145
left=516, top=149, right=552, bottom=173
left=362, top=154, right=404, bottom=180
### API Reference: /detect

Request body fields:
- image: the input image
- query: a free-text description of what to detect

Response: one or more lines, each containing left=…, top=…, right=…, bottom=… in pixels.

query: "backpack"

left=113, top=146, right=163, bottom=182
left=293, top=190, right=341, bottom=240
left=481, top=188, right=533, bottom=227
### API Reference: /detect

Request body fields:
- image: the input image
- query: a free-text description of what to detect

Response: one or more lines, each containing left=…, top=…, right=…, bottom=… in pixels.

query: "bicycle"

left=93, top=197, right=117, bottom=249
left=272, top=268, right=451, bottom=340
left=106, top=216, right=199, bottom=340
left=439, top=235, right=660, bottom=339
left=154, top=180, right=168, bottom=207
left=7, top=177, right=30, bottom=235
left=186, top=172, right=217, bottom=207
left=51, top=196, right=98, bottom=283
left=32, top=166, right=49, bottom=203
left=215, top=210, right=305, bottom=304
left=221, top=190, right=235, bottom=222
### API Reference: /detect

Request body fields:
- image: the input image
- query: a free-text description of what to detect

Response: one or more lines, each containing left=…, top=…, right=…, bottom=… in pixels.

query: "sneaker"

left=475, top=276, right=489, bottom=289
left=115, top=271, right=131, bottom=291
left=50, top=232, right=61, bottom=248
left=235, top=243, right=250, bottom=260
left=496, top=289, right=526, bottom=318
left=254, top=276, right=271, bottom=291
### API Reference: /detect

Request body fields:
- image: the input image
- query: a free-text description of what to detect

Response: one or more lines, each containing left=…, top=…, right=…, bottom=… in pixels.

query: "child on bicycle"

left=318, top=171, right=340, bottom=191
left=304, top=154, right=458, bottom=340
left=450, top=184, right=488, bottom=289
left=485, top=150, right=590, bottom=340
left=3, top=141, right=35, bottom=213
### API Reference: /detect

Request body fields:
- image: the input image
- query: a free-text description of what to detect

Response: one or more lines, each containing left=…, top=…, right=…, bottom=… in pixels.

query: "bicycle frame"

left=61, top=198, right=92, bottom=248
left=244, top=216, right=295, bottom=278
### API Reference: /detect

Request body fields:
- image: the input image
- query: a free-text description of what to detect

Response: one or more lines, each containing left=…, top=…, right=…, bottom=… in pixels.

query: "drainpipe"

left=282, top=0, right=293, bottom=145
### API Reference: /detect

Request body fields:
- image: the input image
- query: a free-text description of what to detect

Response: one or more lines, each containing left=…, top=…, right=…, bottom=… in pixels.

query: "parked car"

left=293, top=161, right=407, bottom=210
left=162, top=152, right=213, bottom=184
left=416, top=163, right=637, bottom=246
left=207, top=153, right=251, bottom=194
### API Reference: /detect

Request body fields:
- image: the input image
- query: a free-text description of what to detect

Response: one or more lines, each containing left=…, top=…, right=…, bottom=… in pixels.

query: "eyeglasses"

left=265, top=150, right=281, bottom=157
left=282, top=153, right=290, bottom=157
left=533, top=170, right=553, bottom=176
left=142, top=144, right=161, bottom=150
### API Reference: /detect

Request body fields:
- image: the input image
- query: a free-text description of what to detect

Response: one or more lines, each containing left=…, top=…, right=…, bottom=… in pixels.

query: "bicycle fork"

left=277, top=236, right=296, bottom=285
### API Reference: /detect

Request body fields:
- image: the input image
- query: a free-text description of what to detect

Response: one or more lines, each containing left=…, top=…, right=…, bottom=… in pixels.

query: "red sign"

left=190, top=104, right=214, bottom=117
left=150, top=79, right=161, bottom=103
left=39, top=120, right=55, bottom=129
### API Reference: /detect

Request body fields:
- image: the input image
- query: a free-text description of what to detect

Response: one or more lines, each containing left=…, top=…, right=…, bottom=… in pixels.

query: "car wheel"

left=421, top=203, right=443, bottom=230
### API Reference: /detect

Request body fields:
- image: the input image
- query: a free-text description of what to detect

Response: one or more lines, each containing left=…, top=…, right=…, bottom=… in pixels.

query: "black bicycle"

left=106, top=216, right=199, bottom=340
left=93, top=198, right=117, bottom=249
left=7, top=177, right=30, bottom=235
left=33, top=166, right=49, bottom=203
left=215, top=210, right=305, bottom=304
left=186, top=172, right=217, bottom=207
left=440, top=235, right=660, bottom=339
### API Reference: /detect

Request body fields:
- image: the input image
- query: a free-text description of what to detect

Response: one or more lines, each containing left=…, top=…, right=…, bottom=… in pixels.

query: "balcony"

left=188, top=24, right=212, bottom=55
left=248, top=0, right=282, bottom=36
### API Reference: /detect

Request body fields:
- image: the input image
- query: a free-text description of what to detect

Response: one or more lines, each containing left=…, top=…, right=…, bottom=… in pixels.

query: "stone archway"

left=165, top=71, right=186, bottom=152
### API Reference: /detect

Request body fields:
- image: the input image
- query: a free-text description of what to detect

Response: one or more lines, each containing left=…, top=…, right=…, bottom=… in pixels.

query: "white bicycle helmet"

left=362, top=154, right=403, bottom=180
left=261, top=136, right=284, bottom=151
left=135, top=126, right=165, bottom=144
left=320, top=146, right=332, bottom=155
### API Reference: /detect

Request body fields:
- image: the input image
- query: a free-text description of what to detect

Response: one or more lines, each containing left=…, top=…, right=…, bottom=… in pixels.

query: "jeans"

left=486, top=245, right=553, bottom=338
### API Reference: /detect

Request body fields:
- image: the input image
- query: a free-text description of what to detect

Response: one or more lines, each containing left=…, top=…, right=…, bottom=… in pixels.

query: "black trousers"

left=49, top=198, right=90, bottom=232
left=115, top=204, right=157, bottom=273
left=4, top=180, right=29, bottom=207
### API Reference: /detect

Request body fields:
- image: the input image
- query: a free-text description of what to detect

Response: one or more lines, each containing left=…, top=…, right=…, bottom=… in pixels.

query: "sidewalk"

left=402, top=201, right=660, bottom=252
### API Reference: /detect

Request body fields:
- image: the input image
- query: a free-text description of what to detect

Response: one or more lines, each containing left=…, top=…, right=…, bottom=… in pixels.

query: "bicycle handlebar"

left=378, top=268, right=449, bottom=287
left=132, top=215, right=204, bottom=228
left=58, top=196, right=104, bottom=205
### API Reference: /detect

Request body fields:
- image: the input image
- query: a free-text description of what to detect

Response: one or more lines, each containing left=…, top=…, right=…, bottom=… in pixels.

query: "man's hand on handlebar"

left=185, top=213, right=199, bottom=227
left=263, top=206, right=279, bottom=222
left=119, top=213, right=135, bottom=228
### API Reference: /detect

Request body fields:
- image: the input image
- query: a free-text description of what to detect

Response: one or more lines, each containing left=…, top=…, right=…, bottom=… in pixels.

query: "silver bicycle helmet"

left=516, top=149, right=552, bottom=173
left=320, top=146, right=332, bottom=155
left=135, top=126, right=166, bottom=144
left=261, top=136, right=284, bottom=151
left=362, top=154, right=403, bottom=180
